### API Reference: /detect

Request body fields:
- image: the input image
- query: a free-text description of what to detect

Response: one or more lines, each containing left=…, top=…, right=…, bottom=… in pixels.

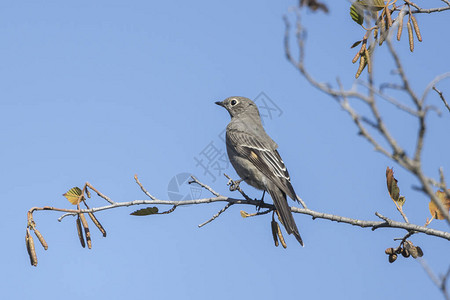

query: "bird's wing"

left=226, top=128, right=297, bottom=200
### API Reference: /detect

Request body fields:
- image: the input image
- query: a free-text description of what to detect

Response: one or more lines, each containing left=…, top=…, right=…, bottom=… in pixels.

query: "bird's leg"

left=256, top=190, right=266, bottom=211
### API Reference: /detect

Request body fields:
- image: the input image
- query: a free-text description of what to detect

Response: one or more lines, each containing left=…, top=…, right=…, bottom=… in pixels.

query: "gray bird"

left=215, top=96, right=303, bottom=246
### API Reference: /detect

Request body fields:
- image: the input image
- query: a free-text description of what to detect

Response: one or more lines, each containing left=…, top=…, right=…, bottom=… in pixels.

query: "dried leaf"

left=397, top=15, right=403, bottom=41
left=130, top=207, right=159, bottom=216
left=271, top=220, right=279, bottom=247
left=428, top=190, right=450, bottom=220
left=357, top=0, right=385, bottom=11
left=410, top=15, right=422, bottom=42
left=63, top=187, right=84, bottom=205
left=386, top=167, right=405, bottom=207
left=350, top=3, right=364, bottom=25
left=407, top=20, right=414, bottom=52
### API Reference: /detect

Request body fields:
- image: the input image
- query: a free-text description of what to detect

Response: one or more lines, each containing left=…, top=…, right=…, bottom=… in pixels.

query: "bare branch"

left=31, top=191, right=450, bottom=240
left=433, top=86, right=450, bottom=113
left=189, top=175, right=220, bottom=197
left=418, top=258, right=450, bottom=300
left=198, top=203, right=233, bottom=228
left=134, top=174, right=156, bottom=200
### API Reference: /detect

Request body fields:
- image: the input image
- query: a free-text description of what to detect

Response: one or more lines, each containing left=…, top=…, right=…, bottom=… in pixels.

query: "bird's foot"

left=227, top=178, right=243, bottom=192
left=255, top=198, right=265, bottom=212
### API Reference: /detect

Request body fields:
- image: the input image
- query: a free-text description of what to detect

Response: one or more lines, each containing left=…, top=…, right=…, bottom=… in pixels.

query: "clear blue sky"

left=1, top=1, right=449, bottom=299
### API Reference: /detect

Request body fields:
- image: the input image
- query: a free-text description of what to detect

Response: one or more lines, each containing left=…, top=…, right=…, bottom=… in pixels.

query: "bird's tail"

left=267, top=186, right=304, bottom=247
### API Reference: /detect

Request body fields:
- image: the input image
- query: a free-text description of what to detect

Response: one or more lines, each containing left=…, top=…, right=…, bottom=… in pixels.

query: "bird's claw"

left=227, top=178, right=243, bottom=192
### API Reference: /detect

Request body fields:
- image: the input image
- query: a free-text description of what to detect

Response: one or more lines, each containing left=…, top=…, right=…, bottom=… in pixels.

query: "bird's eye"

left=231, top=99, right=237, bottom=106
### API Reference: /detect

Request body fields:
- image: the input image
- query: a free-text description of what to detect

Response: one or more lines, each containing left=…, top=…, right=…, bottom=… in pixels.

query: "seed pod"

left=416, top=246, right=424, bottom=257
left=385, top=247, right=394, bottom=255
left=407, top=20, right=414, bottom=52
left=271, top=220, right=279, bottom=247
left=88, top=212, right=107, bottom=237
left=401, top=247, right=410, bottom=258
left=355, top=55, right=366, bottom=79
left=389, top=254, right=397, bottom=263
left=397, top=16, right=403, bottom=41
left=76, top=215, right=86, bottom=248
left=33, top=228, right=48, bottom=250
left=410, top=15, right=422, bottom=42
left=79, top=213, right=92, bottom=249
left=26, top=228, right=38, bottom=266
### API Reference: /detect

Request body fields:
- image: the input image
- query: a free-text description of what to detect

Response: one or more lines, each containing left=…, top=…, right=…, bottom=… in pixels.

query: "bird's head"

left=215, top=96, right=259, bottom=118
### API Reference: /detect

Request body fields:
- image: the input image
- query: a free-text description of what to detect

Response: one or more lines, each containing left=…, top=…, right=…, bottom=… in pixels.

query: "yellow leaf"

left=428, top=190, right=450, bottom=220
left=63, top=187, right=84, bottom=205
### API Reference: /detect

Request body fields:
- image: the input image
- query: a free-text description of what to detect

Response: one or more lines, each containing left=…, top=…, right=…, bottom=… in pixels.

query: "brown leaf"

left=386, top=167, right=404, bottom=207
left=428, top=190, right=450, bottom=220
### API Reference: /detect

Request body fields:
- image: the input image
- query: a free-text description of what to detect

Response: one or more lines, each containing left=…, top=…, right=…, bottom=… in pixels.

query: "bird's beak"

left=215, top=101, right=225, bottom=107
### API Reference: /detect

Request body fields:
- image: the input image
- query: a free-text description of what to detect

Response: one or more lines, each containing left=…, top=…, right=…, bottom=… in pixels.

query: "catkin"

left=356, top=55, right=366, bottom=78
left=397, top=16, right=403, bottom=41
left=271, top=220, right=279, bottom=247
left=26, top=228, right=38, bottom=266
left=79, top=213, right=92, bottom=249
left=407, top=20, right=414, bottom=52
left=76, top=216, right=86, bottom=248
left=411, top=15, right=422, bottom=42
left=33, top=228, right=48, bottom=250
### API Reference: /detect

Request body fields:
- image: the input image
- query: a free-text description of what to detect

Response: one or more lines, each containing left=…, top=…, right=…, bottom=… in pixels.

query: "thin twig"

left=189, top=175, right=220, bottom=197
left=86, top=182, right=115, bottom=204
left=433, top=86, right=450, bottom=113
left=417, top=258, right=450, bottom=300
left=198, top=203, right=233, bottom=228
left=134, top=174, right=156, bottom=200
